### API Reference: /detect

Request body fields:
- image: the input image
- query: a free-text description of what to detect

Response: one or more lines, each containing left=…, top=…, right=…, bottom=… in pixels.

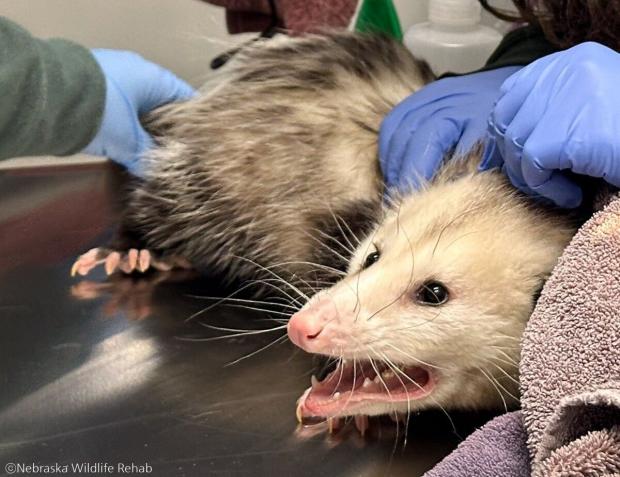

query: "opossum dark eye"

left=416, top=281, right=449, bottom=306
left=362, top=251, right=381, bottom=270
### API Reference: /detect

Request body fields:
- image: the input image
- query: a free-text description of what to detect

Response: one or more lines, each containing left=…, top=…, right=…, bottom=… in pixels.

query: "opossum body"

left=124, top=33, right=433, bottom=288
left=73, top=33, right=577, bottom=420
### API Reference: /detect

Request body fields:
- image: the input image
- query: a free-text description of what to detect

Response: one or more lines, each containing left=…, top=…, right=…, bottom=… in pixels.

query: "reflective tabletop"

left=0, top=164, right=497, bottom=477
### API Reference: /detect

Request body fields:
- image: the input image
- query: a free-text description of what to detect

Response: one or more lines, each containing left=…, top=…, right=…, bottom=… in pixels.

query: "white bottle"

left=404, top=0, right=502, bottom=76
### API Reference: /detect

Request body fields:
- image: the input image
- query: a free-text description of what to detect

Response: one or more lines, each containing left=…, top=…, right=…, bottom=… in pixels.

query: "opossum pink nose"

left=287, top=300, right=335, bottom=351
left=288, top=309, right=325, bottom=350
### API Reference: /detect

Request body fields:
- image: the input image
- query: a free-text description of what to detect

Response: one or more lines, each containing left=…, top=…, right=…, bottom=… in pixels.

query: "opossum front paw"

left=70, top=247, right=192, bottom=277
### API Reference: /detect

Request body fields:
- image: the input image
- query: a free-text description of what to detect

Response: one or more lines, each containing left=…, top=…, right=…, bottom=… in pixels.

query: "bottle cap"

left=429, top=0, right=481, bottom=26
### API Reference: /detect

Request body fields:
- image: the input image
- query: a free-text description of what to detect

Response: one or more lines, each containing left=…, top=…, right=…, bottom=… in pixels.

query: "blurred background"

left=1, top=0, right=514, bottom=87
left=0, top=0, right=513, bottom=168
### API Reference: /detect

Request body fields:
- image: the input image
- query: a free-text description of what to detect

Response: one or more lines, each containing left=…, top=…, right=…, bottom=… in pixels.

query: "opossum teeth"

left=354, top=415, right=369, bottom=437
left=333, top=392, right=341, bottom=399
left=381, top=370, right=395, bottom=379
left=311, top=375, right=319, bottom=388
left=362, top=377, right=372, bottom=388
left=296, top=403, right=303, bottom=424
left=327, top=417, right=342, bottom=434
left=373, top=376, right=382, bottom=384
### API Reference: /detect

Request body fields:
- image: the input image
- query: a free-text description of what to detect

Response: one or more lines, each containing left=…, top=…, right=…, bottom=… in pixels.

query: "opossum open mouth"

left=296, top=360, right=434, bottom=423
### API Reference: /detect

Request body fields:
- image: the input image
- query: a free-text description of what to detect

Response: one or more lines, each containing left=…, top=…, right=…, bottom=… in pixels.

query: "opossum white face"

left=289, top=168, right=574, bottom=420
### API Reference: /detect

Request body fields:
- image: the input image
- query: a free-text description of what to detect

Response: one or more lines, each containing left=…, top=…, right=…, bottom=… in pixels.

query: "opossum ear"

left=431, top=144, right=483, bottom=185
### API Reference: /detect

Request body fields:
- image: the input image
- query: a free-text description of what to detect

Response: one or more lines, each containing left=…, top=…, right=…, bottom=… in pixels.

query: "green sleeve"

left=0, top=17, right=105, bottom=159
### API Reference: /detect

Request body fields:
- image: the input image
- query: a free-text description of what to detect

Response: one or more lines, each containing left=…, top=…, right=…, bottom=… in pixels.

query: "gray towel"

left=424, top=411, right=530, bottom=477
left=426, top=194, right=620, bottom=476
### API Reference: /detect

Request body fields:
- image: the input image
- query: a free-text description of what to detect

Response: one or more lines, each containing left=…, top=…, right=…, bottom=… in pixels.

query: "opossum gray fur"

left=125, top=33, right=432, bottom=288
left=74, top=32, right=580, bottom=421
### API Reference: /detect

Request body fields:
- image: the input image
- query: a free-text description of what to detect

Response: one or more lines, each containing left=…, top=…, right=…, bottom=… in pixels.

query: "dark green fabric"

left=355, top=0, right=403, bottom=41
left=0, top=17, right=105, bottom=159
left=482, top=24, right=559, bottom=71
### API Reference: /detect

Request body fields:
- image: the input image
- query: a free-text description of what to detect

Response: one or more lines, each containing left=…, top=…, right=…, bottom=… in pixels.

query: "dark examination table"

left=0, top=163, right=496, bottom=476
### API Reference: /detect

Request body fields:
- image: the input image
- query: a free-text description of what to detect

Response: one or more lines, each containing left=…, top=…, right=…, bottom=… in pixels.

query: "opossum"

left=289, top=155, right=576, bottom=430
left=71, top=32, right=579, bottom=428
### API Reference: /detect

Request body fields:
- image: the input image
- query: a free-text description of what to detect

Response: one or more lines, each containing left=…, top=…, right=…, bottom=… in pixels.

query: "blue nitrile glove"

left=481, top=42, right=620, bottom=208
left=379, top=66, right=521, bottom=191
left=83, top=49, right=195, bottom=176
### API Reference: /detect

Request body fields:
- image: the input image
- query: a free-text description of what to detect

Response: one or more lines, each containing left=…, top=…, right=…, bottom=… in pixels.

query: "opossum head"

left=289, top=161, right=575, bottom=421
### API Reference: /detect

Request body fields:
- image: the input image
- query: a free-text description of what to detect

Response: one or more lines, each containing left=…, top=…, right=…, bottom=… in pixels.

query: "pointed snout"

left=287, top=298, right=339, bottom=352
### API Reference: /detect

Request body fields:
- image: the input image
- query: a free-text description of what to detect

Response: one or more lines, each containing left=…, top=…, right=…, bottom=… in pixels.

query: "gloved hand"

left=481, top=42, right=620, bottom=208
left=83, top=49, right=195, bottom=176
left=379, top=66, right=521, bottom=191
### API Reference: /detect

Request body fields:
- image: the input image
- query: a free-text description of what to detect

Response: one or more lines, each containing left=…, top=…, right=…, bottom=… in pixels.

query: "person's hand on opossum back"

left=378, top=66, right=520, bottom=192
left=481, top=42, right=620, bottom=208
left=83, top=49, right=196, bottom=176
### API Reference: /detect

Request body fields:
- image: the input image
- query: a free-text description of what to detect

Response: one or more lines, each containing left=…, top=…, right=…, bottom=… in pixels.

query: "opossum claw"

left=119, top=249, right=139, bottom=274
left=71, top=248, right=106, bottom=277
left=138, top=249, right=151, bottom=272
left=71, top=247, right=192, bottom=278
left=105, top=252, right=121, bottom=275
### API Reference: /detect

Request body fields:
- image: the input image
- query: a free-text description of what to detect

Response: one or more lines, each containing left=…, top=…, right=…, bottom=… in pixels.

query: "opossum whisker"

left=326, top=205, right=357, bottom=254
left=188, top=295, right=300, bottom=312
left=196, top=322, right=288, bottom=334
left=489, top=347, right=520, bottom=363
left=487, top=371, right=519, bottom=403
left=256, top=318, right=290, bottom=325
left=374, top=349, right=412, bottom=448
left=267, top=261, right=346, bottom=276
left=367, top=317, right=445, bottom=335
left=177, top=327, right=287, bottom=342
left=183, top=279, right=268, bottom=322
left=309, top=223, right=355, bottom=256
left=431, top=203, right=485, bottom=260
left=329, top=354, right=347, bottom=402
left=337, top=211, right=363, bottom=246
left=305, top=355, right=341, bottom=381
left=246, top=278, right=305, bottom=307
left=304, top=229, right=352, bottom=264
left=354, top=229, right=379, bottom=319
left=359, top=324, right=445, bottom=349
left=476, top=366, right=509, bottom=413
left=366, top=217, right=415, bottom=322
left=368, top=357, right=394, bottom=403
left=383, top=343, right=447, bottom=371
left=378, top=352, right=458, bottom=437
left=367, top=355, right=403, bottom=452
left=218, top=303, right=293, bottom=316
left=232, top=255, right=310, bottom=301
left=485, top=360, right=520, bottom=387
left=490, top=355, right=520, bottom=369
left=225, top=334, right=290, bottom=367
left=442, top=229, right=484, bottom=253
left=336, top=357, right=358, bottom=414
left=293, top=274, right=322, bottom=296
left=488, top=344, right=521, bottom=354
